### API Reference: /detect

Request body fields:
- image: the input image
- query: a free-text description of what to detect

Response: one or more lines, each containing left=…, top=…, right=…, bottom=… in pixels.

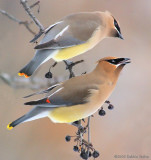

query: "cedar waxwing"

left=7, top=57, right=130, bottom=130
left=18, top=11, right=123, bottom=78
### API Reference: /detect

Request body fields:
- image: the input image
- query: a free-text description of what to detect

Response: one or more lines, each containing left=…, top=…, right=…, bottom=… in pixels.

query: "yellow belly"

left=53, top=42, right=92, bottom=62
left=48, top=84, right=115, bottom=123
left=53, top=28, right=103, bottom=61
left=48, top=96, right=104, bottom=123
left=48, top=105, right=86, bottom=123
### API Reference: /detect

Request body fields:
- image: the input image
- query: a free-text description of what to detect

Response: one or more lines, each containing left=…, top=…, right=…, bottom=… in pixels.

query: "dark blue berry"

left=65, top=135, right=71, bottom=142
left=45, top=71, right=52, bottom=78
left=93, top=150, right=100, bottom=158
left=86, top=151, right=92, bottom=157
left=73, top=145, right=79, bottom=152
left=80, top=150, right=88, bottom=159
left=108, top=104, right=114, bottom=110
left=99, top=109, right=106, bottom=116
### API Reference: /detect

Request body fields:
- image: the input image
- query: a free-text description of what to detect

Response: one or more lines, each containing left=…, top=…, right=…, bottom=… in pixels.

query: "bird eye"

left=114, top=19, right=118, bottom=27
left=106, top=59, right=116, bottom=64
left=106, top=58, right=125, bottom=65
left=114, top=20, right=118, bottom=26
left=111, top=60, right=116, bottom=63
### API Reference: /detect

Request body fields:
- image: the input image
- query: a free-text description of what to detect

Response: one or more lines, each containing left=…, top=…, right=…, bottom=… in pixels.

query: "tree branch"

left=30, top=1, right=40, bottom=9
left=0, top=9, right=20, bottom=23
left=20, top=0, right=44, bottom=32
left=0, top=9, right=36, bottom=35
left=64, top=60, right=84, bottom=78
left=87, top=116, right=91, bottom=159
left=0, top=72, right=65, bottom=90
left=87, top=117, right=91, bottom=144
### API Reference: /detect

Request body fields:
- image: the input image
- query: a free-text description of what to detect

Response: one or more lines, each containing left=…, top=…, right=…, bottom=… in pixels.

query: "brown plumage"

left=7, top=57, right=130, bottom=130
left=18, top=11, right=123, bottom=78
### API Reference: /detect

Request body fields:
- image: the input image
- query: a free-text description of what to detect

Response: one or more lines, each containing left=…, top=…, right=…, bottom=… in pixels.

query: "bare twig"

left=87, top=117, right=91, bottom=143
left=87, top=116, right=91, bottom=159
left=20, top=21, right=36, bottom=35
left=0, top=72, right=65, bottom=90
left=30, top=1, right=40, bottom=9
left=20, top=0, right=44, bottom=32
left=0, top=9, right=36, bottom=35
left=0, top=9, right=20, bottom=23
left=64, top=60, right=84, bottom=78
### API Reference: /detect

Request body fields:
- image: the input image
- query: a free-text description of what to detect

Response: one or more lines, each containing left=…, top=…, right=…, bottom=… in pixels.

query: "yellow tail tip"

left=18, top=73, right=30, bottom=78
left=7, top=123, right=13, bottom=130
left=18, top=72, right=24, bottom=76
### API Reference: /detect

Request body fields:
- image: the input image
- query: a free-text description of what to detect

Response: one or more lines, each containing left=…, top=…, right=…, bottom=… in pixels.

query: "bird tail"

left=7, top=106, right=52, bottom=130
left=18, top=49, right=58, bottom=78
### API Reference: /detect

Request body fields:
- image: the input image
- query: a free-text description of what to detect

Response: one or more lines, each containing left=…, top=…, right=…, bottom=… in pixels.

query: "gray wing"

left=24, top=76, right=100, bottom=107
left=30, top=21, right=62, bottom=43
left=23, top=83, right=61, bottom=98
left=34, top=13, right=101, bottom=50
left=34, top=22, right=85, bottom=50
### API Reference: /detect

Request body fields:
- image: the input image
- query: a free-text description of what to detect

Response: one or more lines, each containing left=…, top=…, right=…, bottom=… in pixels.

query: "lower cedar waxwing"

left=18, top=11, right=123, bottom=78
left=7, top=57, right=130, bottom=130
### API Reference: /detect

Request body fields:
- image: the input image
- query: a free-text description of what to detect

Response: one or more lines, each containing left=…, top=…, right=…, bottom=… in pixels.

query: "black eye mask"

left=114, top=19, right=121, bottom=34
left=106, top=58, right=125, bottom=65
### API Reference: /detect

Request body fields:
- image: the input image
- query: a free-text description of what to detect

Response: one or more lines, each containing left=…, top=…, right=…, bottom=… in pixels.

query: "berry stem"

left=87, top=116, right=91, bottom=159
left=87, top=116, right=91, bottom=143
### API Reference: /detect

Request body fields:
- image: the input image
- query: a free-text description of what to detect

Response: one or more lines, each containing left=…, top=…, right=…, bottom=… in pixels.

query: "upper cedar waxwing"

left=7, top=57, right=130, bottom=130
left=18, top=11, right=123, bottom=78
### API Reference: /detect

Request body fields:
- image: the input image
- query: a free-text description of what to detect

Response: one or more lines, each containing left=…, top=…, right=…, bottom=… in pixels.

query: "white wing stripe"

left=45, top=21, right=63, bottom=33
left=54, top=25, right=69, bottom=40
left=48, top=87, right=64, bottom=98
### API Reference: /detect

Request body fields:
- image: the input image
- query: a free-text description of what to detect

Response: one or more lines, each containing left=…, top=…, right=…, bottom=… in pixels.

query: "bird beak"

left=117, top=31, right=124, bottom=40
left=119, top=58, right=131, bottom=65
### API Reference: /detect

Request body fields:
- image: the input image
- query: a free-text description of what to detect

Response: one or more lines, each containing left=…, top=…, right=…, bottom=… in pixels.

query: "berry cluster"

left=64, top=101, right=114, bottom=159
left=65, top=131, right=100, bottom=159
left=98, top=101, right=114, bottom=116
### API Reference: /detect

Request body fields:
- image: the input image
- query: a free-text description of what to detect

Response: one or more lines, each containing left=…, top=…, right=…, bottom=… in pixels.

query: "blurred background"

left=0, top=0, right=151, bottom=159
